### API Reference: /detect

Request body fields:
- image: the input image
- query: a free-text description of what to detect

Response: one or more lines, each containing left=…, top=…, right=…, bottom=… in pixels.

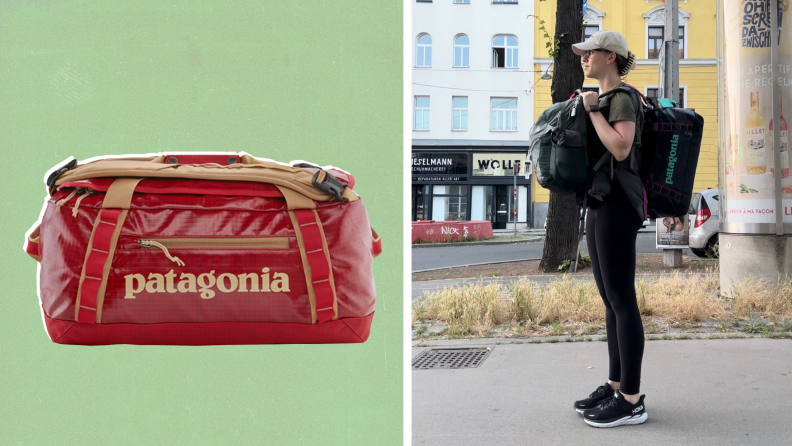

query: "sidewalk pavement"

left=412, top=337, right=792, bottom=445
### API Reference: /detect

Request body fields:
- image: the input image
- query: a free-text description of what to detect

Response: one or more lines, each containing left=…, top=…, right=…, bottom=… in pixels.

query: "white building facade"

left=411, top=0, right=536, bottom=229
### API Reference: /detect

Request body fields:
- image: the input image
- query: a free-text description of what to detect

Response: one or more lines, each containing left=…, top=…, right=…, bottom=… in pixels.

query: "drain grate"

left=412, top=347, right=492, bottom=370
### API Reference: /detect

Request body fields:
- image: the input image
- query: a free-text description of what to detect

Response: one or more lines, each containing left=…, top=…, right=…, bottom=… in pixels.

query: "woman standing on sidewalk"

left=569, top=30, right=648, bottom=428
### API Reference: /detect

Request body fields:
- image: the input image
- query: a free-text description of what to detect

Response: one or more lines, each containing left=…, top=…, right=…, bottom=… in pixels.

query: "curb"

left=410, top=333, right=783, bottom=349
left=412, top=236, right=543, bottom=249
left=411, top=254, right=710, bottom=274
left=411, top=272, right=713, bottom=294
left=412, top=258, right=543, bottom=274
left=412, top=228, right=657, bottom=248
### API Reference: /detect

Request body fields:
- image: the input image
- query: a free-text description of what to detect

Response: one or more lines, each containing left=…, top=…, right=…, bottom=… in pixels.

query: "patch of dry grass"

left=730, top=276, right=792, bottom=318
left=634, top=269, right=724, bottom=322
left=412, top=268, right=792, bottom=339
left=509, top=276, right=602, bottom=324
left=508, top=270, right=725, bottom=324
left=413, top=281, right=504, bottom=337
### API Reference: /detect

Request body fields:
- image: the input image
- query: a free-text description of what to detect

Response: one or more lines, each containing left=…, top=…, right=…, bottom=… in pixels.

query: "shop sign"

left=472, top=153, right=525, bottom=176
left=411, top=153, right=467, bottom=175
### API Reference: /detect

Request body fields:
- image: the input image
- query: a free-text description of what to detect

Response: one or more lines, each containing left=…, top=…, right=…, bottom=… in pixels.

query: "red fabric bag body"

left=24, top=153, right=382, bottom=345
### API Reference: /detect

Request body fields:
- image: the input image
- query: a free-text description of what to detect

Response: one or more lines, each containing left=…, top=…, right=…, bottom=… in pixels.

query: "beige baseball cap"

left=572, top=30, right=636, bottom=76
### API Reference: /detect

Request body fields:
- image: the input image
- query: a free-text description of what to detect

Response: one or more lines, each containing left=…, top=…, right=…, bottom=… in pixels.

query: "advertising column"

left=720, top=0, right=792, bottom=293
left=722, top=0, right=790, bottom=229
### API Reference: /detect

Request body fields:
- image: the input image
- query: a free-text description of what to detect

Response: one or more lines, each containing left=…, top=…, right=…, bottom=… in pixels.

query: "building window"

left=678, top=26, right=685, bottom=60
left=648, top=26, right=685, bottom=60
left=412, top=185, right=427, bottom=221
left=493, top=0, right=518, bottom=3
left=471, top=186, right=493, bottom=221
left=643, top=6, right=690, bottom=59
left=491, top=97, right=517, bottom=131
left=454, top=35, right=470, bottom=67
left=454, top=0, right=470, bottom=3
left=452, top=97, right=468, bottom=131
left=416, top=34, right=432, bottom=67
left=648, top=27, right=664, bottom=59
left=583, top=25, right=599, bottom=40
left=492, top=35, right=518, bottom=68
left=432, top=185, right=468, bottom=221
left=646, top=87, right=686, bottom=108
left=582, top=6, right=605, bottom=42
left=415, top=96, right=430, bottom=130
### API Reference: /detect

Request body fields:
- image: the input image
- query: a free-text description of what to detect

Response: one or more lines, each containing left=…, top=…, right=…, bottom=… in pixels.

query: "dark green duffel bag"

left=528, top=90, right=589, bottom=195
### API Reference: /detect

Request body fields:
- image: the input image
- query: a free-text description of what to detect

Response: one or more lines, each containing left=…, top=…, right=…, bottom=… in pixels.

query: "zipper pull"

left=72, top=189, right=94, bottom=217
left=55, top=188, right=81, bottom=213
left=571, top=95, right=580, bottom=117
left=139, top=238, right=186, bottom=266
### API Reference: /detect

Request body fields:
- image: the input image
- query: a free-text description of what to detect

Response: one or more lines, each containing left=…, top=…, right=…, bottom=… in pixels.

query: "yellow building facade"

left=532, top=0, right=719, bottom=217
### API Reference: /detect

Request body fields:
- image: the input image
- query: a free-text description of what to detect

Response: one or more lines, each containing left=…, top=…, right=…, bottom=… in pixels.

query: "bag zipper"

left=139, top=239, right=185, bottom=266
left=71, top=189, right=94, bottom=217
left=138, top=237, right=290, bottom=266
left=55, top=188, right=82, bottom=213
left=55, top=187, right=94, bottom=216
left=571, top=94, right=581, bottom=117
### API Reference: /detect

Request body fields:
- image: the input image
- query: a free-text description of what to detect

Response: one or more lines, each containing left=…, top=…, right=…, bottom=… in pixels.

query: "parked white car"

left=687, top=188, right=720, bottom=258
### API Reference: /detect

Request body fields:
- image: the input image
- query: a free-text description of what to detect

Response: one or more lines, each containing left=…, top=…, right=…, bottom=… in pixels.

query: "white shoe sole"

left=584, top=412, right=648, bottom=428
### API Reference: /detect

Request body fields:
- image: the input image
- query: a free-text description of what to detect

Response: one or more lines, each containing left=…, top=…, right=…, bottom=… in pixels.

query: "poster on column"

left=655, top=215, right=691, bottom=249
left=723, top=0, right=791, bottom=223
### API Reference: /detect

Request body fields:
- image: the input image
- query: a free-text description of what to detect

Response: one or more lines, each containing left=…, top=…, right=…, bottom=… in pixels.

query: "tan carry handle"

left=148, top=153, right=302, bottom=173
left=51, top=155, right=359, bottom=204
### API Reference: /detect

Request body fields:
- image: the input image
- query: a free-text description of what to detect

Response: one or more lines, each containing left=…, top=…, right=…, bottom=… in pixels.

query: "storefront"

left=412, top=148, right=532, bottom=229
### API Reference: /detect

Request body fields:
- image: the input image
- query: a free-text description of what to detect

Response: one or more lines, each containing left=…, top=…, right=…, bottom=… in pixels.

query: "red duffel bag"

left=24, top=152, right=382, bottom=345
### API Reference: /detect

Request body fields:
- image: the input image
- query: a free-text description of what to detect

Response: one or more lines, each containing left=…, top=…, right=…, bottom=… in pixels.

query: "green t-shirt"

left=598, top=81, right=643, bottom=147
left=577, top=81, right=646, bottom=222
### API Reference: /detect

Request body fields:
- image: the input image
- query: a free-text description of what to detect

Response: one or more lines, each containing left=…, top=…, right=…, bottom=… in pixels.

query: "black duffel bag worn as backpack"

left=599, top=83, right=704, bottom=219
left=527, top=90, right=590, bottom=195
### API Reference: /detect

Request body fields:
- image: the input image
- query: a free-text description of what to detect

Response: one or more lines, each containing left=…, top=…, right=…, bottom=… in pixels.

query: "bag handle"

left=50, top=156, right=359, bottom=205
left=151, top=153, right=301, bottom=172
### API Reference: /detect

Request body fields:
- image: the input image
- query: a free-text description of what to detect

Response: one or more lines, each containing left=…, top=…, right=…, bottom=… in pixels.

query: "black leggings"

left=585, top=181, right=645, bottom=395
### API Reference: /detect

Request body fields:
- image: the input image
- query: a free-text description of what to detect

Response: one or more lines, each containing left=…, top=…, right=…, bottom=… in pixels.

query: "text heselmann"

left=665, top=134, right=680, bottom=184
left=124, top=268, right=290, bottom=299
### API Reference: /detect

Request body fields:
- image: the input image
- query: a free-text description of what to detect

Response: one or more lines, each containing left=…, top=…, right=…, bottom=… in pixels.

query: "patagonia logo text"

left=666, top=134, right=679, bottom=184
left=124, top=268, right=290, bottom=299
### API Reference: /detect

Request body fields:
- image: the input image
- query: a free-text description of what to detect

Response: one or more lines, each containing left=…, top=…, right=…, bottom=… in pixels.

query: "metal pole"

left=663, top=0, right=679, bottom=104
left=662, top=0, right=683, bottom=267
left=772, top=0, right=783, bottom=235
left=513, top=163, right=518, bottom=239
left=716, top=0, right=725, bottom=234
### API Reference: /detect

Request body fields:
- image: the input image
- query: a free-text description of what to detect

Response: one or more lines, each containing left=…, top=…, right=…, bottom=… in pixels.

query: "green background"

left=0, top=1, right=403, bottom=444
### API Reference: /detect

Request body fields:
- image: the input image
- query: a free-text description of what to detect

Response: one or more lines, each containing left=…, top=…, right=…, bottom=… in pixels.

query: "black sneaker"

left=573, top=382, right=617, bottom=414
left=582, top=389, right=648, bottom=428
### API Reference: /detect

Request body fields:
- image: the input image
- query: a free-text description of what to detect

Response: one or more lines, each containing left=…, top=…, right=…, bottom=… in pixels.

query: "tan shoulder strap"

left=75, top=177, right=143, bottom=323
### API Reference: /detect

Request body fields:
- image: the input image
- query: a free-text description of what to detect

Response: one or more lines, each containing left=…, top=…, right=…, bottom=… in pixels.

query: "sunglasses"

left=583, top=49, right=610, bottom=58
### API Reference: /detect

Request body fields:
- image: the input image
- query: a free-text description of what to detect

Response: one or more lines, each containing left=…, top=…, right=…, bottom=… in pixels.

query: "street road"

left=412, top=233, right=697, bottom=272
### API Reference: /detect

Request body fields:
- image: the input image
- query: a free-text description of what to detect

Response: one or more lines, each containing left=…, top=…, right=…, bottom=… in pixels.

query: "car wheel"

left=705, top=235, right=719, bottom=259
left=689, top=247, right=708, bottom=258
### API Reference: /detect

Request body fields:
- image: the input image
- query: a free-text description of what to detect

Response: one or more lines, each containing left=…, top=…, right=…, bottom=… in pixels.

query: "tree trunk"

left=538, top=0, right=585, bottom=273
